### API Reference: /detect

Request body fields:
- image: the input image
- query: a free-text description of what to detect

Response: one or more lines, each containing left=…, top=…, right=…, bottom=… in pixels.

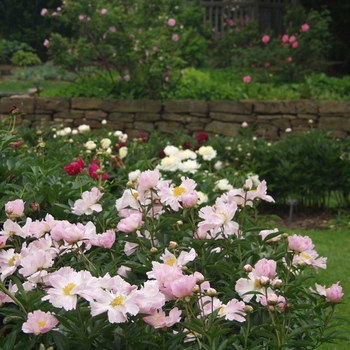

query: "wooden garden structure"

left=185, top=0, right=298, bottom=40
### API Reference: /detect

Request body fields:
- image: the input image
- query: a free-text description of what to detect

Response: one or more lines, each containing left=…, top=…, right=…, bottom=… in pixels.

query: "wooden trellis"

left=184, top=0, right=298, bottom=40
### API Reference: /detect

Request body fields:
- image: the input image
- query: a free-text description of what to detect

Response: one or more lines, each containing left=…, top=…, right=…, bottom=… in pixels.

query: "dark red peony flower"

left=158, top=149, right=166, bottom=159
left=196, top=132, right=209, bottom=144
left=10, top=140, right=24, bottom=148
left=136, top=133, right=148, bottom=143
left=65, top=157, right=85, bottom=176
left=88, top=164, right=108, bottom=180
left=114, top=141, right=126, bottom=150
left=182, top=141, right=191, bottom=149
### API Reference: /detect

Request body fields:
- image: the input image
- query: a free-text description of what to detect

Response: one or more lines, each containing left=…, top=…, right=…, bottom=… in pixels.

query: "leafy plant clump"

left=0, top=111, right=348, bottom=349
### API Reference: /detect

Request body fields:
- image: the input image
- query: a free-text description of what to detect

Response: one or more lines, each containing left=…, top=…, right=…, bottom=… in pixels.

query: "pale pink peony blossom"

left=288, top=234, right=314, bottom=252
left=72, top=187, right=103, bottom=216
left=172, top=33, right=179, bottom=41
left=326, top=283, right=343, bottom=303
left=117, top=212, right=143, bottom=233
left=40, top=8, right=48, bottom=16
left=100, top=8, right=107, bottom=14
left=22, top=310, right=58, bottom=335
left=254, top=258, right=276, bottom=279
left=222, top=298, right=247, bottom=322
left=143, top=307, right=181, bottom=328
left=241, top=121, right=248, bottom=128
left=5, top=199, right=25, bottom=220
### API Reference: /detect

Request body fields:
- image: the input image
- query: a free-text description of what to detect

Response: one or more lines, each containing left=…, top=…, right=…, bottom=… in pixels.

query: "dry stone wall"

left=1, top=96, right=349, bottom=139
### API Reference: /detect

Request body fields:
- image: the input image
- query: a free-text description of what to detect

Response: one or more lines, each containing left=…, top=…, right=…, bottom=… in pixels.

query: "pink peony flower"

left=241, top=122, right=248, bottom=128
left=5, top=199, right=25, bottom=220
left=43, top=39, right=50, bottom=48
left=143, top=307, right=181, bottom=328
left=40, top=8, right=48, bottom=16
left=172, top=33, right=179, bottom=41
left=301, top=23, right=309, bottom=32
left=22, top=310, right=58, bottom=335
left=65, top=157, right=84, bottom=176
left=124, top=75, right=130, bottom=81
left=79, top=14, right=85, bottom=21
left=292, top=41, right=298, bottom=49
left=117, top=212, right=143, bottom=233
left=88, top=164, right=108, bottom=180
left=167, top=18, right=176, bottom=26
left=285, top=56, right=293, bottom=63
left=254, top=258, right=276, bottom=279
left=72, top=187, right=104, bottom=216
left=109, top=26, right=116, bottom=32
left=100, top=8, right=107, bottom=15
left=265, top=62, right=270, bottom=68
left=243, top=76, right=251, bottom=83
left=326, top=283, right=343, bottom=303
left=262, top=35, right=270, bottom=44
left=288, top=234, right=314, bottom=252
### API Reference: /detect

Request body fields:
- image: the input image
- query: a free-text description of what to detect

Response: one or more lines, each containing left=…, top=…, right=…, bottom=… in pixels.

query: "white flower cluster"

left=156, top=145, right=200, bottom=174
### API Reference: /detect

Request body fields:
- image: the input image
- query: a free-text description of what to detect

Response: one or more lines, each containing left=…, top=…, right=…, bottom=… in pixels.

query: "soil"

left=261, top=205, right=337, bottom=231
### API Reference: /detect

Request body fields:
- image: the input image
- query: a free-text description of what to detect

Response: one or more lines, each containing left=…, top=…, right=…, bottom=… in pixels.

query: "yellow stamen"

left=254, top=279, right=262, bottom=290
left=173, top=186, right=186, bottom=196
left=63, top=283, right=77, bottom=296
left=164, top=257, right=177, bottom=266
left=110, top=295, right=124, bottom=307
left=300, top=253, right=311, bottom=260
left=133, top=192, right=139, bottom=199
left=37, top=321, right=46, bottom=328
left=8, top=254, right=20, bottom=266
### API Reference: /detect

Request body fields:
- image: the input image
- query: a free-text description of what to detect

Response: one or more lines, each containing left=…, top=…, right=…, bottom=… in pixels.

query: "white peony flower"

left=78, top=124, right=91, bottom=134
left=100, top=138, right=112, bottom=149
left=119, top=146, right=128, bottom=159
left=85, top=140, right=97, bottom=150
left=128, top=169, right=141, bottom=182
left=197, top=146, right=217, bottom=161
left=215, top=179, right=233, bottom=191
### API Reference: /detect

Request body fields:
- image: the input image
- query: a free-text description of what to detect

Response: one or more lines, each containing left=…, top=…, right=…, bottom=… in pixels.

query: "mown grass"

left=0, top=80, right=71, bottom=97
left=282, top=227, right=350, bottom=349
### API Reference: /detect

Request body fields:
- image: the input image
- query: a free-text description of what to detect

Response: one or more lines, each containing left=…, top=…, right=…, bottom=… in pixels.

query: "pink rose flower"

left=282, top=34, right=289, bottom=43
left=301, top=23, right=309, bottom=32
left=262, top=35, right=270, bottom=44
left=289, top=35, right=296, bottom=43
left=292, top=41, right=298, bottom=49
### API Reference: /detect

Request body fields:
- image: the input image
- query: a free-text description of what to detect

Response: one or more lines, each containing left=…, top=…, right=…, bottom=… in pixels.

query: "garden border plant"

left=0, top=109, right=348, bottom=349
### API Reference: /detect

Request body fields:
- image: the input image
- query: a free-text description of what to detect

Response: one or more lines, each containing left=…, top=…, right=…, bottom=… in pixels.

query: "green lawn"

left=0, top=80, right=71, bottom=97
left=283, top=228, right=350, bottom=349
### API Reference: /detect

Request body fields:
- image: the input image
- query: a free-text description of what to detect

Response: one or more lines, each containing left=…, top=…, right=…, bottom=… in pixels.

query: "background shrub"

left=10, top=50, right=42, bottom=66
